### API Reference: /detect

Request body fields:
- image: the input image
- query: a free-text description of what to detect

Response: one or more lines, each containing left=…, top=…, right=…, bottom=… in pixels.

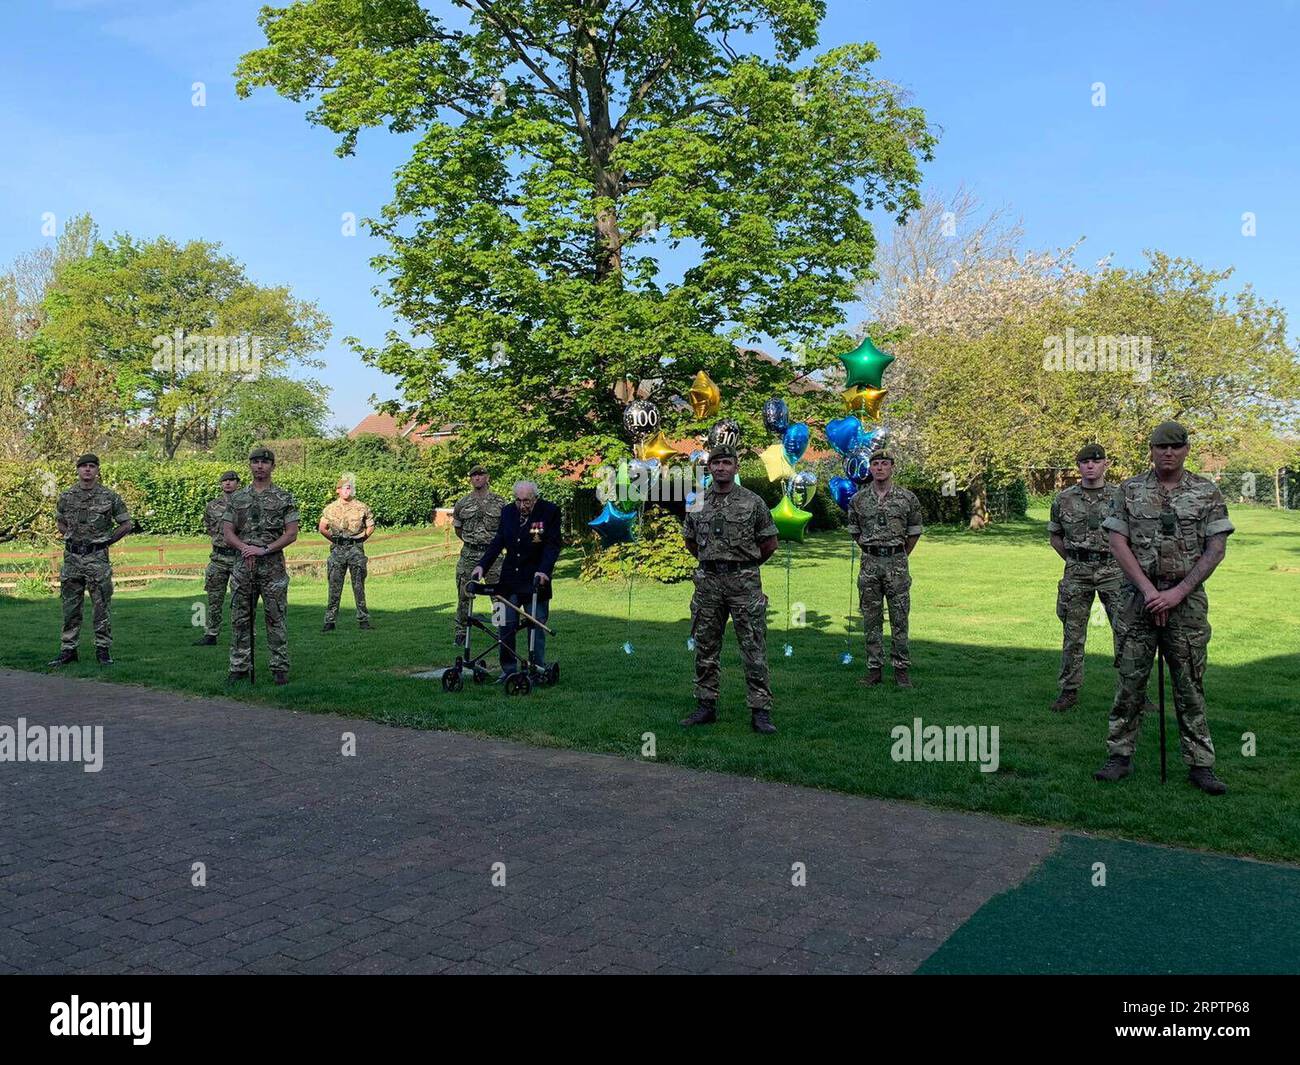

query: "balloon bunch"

left=825, top=335, right=897, bottom=665
left=687, top=371, right=744, bottom=510
left=759, top=398, right=815, bottom=544
left=825, top=335, right=897, bottom=513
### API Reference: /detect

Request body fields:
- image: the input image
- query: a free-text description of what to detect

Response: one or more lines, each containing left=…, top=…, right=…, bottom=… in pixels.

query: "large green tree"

left=214, top=375, right=333, bottom=461
left=37, top=235, right=330, bottom=458
left=236, top=0, right=934, bottom=470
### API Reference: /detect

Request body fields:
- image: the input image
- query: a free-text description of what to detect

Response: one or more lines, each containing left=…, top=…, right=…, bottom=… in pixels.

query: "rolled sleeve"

left=283, top=493, right=301, bottom=526
left=1205, top=518, right=1234, bottom=537
left=1047, top=497, right=1062, bottom=534
left=754, top=506, right=778, bottom=541
left=1101, top=515, right=1129, bottom=537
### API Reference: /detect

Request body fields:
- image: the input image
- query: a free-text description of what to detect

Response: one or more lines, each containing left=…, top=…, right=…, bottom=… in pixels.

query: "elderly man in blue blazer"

left=471, top=480, right=563, bottom=676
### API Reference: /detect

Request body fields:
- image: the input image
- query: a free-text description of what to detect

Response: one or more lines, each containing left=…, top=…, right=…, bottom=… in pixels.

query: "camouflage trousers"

left=324, top=542, right=368, bottom=624
left=229, top=552, right=290, bottom=674
left=858, top=553, right=911, bottom=670
left=60, top=550, right=113, bottom=652
left=454, top=546, right=501, bottom=643
left=1055, top=562, right=1122, bottom=691
left=690, top=567, right=773, bottom=712
left=1108, top=583, right=1216, bottom=767
left=202, top=550, right=238, bottom=638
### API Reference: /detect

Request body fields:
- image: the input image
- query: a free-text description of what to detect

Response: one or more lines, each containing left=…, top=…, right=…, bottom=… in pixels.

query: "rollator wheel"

left=442, top=668, right=463, bottom=693
left=472, top=667, right=490, bottom=684
left=545, top=664, right=559, bottom=686
left=504, top=672, right=531, bottom=696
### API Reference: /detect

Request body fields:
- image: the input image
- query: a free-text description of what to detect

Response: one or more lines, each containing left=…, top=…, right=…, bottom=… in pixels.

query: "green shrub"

left=579, top=507, right=696, bottom=584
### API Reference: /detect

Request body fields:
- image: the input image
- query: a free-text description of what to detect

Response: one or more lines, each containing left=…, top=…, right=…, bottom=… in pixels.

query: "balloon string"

left=847, top=540, right=856, bottom=643
left=785, top=540, right=792, bottom=645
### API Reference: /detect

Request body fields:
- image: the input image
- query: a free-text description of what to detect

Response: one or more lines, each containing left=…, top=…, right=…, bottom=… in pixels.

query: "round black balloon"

left=707, top=418, right=741, bottom=450
left=762, top=397, right=789, bottom=435
left=622, top=399, right=660, bottom=438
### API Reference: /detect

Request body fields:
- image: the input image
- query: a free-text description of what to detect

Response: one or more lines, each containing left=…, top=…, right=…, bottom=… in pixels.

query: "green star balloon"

left=838, top=335, right=895, bottom=390
left=770, top=494, right=813, bottom=542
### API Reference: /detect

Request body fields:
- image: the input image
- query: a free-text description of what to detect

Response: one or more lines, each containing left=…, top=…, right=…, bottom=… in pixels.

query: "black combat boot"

left=193, top=634, right=217, bottom=646
left=321, top=622, right=336, bottom=632
left=273, top=671, right=289, bottom=686
left=1050, top=689, right=1078, bottom=713
left=858, top=668, right=883, bottom=688
left=894, top=668, right=914, bottom=689
left=1093, top=754, right=1133, bottom=781
left=359, top=620, right=373, bottom=630
left=680, top=701, right=718, bottom=727
left=1188, top=766, right=1227, bottom=795
left=226, top=671, right=250, bottom=684
left=750, top=709, right=777, bottom=734
left=48, top=649, right=78, bottom=668
left=96, top=649, right=113, bottom=666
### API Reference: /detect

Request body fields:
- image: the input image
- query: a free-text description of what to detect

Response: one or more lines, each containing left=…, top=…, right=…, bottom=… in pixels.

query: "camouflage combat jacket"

left=321, top=498, right=374, bottom=538
left=1049, top=483, right=1121, bottom=559
left=205, top=495, right=237, bottom=549
left=221, top=484, right=301, bottom=550
left=847, top=483, right=924, bottom=549
left=681, top=485, right=778, bottom=564
left=453, top=491, right=507, bottom=549
left=57, top=483, right=130, bottom=548
left=1102, top=469, right=1234, bottom=586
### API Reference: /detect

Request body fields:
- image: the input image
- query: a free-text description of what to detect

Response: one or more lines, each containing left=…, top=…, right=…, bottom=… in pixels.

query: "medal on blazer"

left=531, top=521, right=543, bottom=543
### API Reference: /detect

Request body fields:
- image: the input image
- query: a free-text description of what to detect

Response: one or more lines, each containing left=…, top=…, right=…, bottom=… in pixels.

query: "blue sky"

left=3, top=0, right=1297, bottom=429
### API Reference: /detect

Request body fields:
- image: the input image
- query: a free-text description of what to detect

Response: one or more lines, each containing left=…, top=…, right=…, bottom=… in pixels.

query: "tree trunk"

left=968, top=475, right=990, bottom=530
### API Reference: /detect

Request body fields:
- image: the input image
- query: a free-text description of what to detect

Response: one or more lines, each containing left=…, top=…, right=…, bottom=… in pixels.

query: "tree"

left=236, top=0, right=935, bottom=471
left=214, top=376, right=333, bottom=461
left=0, top=214, right=107, bottom=465
left=36, top=235, right=331, bottom=459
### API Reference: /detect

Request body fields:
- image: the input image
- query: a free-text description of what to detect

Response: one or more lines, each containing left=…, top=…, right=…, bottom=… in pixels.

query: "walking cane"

left=247, top=554, right=257, bottom=687
left=1157, top=644, right=1166, bottom=783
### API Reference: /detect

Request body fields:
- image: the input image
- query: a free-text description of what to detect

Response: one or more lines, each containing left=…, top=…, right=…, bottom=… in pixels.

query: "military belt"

left=862, top=544, right=904, bottom=557
left=1067, top=547, right=1110, bottom=563
left=213, top=545, right=240, bottom=556
left=332, top=536, right=364, bottom=545
left=64, top=541, right=107, bottom=556
left=700, top=560, right=756, bottom=574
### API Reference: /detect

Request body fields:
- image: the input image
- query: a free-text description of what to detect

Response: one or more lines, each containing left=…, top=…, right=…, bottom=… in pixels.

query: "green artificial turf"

left=2, top=506, right=1297, bottom=862
left=918, top=834, right=1300, bottom=974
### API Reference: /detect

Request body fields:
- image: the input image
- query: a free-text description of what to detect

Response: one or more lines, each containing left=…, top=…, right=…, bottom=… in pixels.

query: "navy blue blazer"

left=477, top=498, right=563, bottom=600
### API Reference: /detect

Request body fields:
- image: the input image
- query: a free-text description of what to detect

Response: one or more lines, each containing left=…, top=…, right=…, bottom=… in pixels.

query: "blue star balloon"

left=588, top=501, right=638, bottom=546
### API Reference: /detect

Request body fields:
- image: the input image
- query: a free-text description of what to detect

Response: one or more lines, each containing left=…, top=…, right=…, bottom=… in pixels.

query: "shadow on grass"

left=1, top=575, right=1296, bottom=865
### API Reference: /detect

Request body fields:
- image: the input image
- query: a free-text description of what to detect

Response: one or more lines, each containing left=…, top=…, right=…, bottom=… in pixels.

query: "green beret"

left=1149, top=421, right=1188, bottom=447
left=75, top=453, right=100, bottom=468
left=1076, top=443, right=1106, bottom=462
left=708, top=443, right=738, bottom=461
left=870, top=449, right=893, bottom=462
left=248, top=447, right=275, bottom=463
left=468, top=464, right=487, bottom=476
left=220, top=470, right=241, bottom=482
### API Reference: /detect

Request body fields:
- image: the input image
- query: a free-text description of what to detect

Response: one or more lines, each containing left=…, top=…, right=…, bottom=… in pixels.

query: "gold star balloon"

left=843, top=385, right=888, bottom=420
left=637, top=430, right=679, bottom=464
left=838, top=336, right=895, bottom=390
left=688, top=370, right=721, bottom=419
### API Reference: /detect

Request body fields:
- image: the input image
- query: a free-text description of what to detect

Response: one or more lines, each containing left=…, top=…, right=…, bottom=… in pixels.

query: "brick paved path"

left=0, top=671, right=1057, bottom=974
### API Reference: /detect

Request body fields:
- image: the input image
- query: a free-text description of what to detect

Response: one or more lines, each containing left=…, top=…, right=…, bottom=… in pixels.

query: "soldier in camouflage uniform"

left=451, top=465, right=505, bottom=647
left=1047, top=444, right=1123, bottom=711
left=1095, top=421, right=1232, bottom=795
left=319, top=473, right=376, bottom=631
left=848, top=448, right=924, bottom=688
left=222, top=447, right=300, bottom=685
left=679, top=443, right=780, bottom=734
left=194, top=471, right=243, bottom=646
left=49, top=454, right=133, bottom=667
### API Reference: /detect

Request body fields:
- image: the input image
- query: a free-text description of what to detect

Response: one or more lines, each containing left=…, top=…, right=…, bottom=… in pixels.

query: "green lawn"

left=2, top=506, right=1297, bottom=862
